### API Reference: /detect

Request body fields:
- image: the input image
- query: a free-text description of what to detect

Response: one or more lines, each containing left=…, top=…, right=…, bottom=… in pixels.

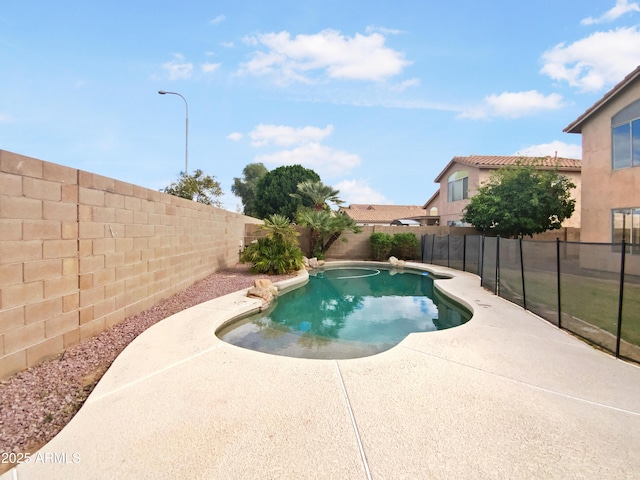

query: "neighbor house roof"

left=339, top=204, right=427, bottom=224
left=564, top=65, right=640, bottom=134
left=422, top=190, right=439, bottom=210
left=433, top=155, right=582, bottom=182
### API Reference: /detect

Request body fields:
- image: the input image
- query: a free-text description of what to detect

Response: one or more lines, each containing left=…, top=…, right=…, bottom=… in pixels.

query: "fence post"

left=430, top=234, right=435, bottom=264
left=480, top=236, right=485, bottom=288
left=495, top=235, right=500, bottom=296
left=615, top=240, right=626, bottom=358
left=519, top=236, right=526, bottom=310
left=447, top=234, right=450, bottom=268
left=556, top=238, right=562, bottom=329
left=463, top=235, right=467, bottom=272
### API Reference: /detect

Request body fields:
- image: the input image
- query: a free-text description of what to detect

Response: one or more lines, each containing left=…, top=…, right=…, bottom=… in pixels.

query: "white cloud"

left=201, top=62, right=221, bottom=73
left=514, top=141, right=582, bottom=159
left=540, top=27, right=640, bottom=91
left=459, top=90, right=565, bottom=119
left=581, top=0, right=640, bottom=25
left=390, top=78, right=421, bottom=92
left=227, top=132, right=243, bottom=141
left=239, top=29, right=411, bottom=83
left=365, top=25, right=404, bottom=35
left=334, top=179, right=392, bottom=205
left=249, top=124, right=334, bottom=147
left=255, top=142, right=361, bottom=178
left=162, top=54, right=193, bottom=80
left=210, top=15, right=226, bottom=26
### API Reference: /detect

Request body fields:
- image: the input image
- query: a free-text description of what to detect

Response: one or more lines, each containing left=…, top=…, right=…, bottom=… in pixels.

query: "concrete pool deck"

left=4, top=262, right=640, bottom=479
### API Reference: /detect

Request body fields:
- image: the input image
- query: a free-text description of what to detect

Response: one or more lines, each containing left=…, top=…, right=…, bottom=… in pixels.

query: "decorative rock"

left=247, top=286, right=274, bottom=305
left=389, top=256, right=405, bottom=268
left=247, top=279, right=278, bottom=305
left=254, top=278, right=278, bottom=296
left=309, top=257, right=320, bottom=268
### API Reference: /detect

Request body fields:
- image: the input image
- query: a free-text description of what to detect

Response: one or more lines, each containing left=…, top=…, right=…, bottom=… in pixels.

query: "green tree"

left=461, top=162, right=576, bottom=238
left=161, top=169, right=223, bottom=207
left=290, top=180, right=343, bottom=211
left=231, top=163, right=268, bottom=217
left=253, top=165, right=321, bottom=220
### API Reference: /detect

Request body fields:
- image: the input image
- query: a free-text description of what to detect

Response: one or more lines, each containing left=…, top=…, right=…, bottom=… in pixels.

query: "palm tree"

left=296, top=209, right=361, bottom=258
left=290, top=181, right=343, bottom=211
left=260, top=214, right=300, bottom=245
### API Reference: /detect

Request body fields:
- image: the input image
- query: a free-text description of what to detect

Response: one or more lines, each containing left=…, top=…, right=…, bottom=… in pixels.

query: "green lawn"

left=499, top=268, right=640, bottom=348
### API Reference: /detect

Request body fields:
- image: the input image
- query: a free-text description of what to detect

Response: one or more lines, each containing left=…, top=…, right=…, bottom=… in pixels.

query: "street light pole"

left=158, top=90, right=189, bottom=174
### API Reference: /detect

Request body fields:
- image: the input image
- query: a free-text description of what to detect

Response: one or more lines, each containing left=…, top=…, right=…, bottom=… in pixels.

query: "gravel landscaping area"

left=0, top=264, right=293, bottom=468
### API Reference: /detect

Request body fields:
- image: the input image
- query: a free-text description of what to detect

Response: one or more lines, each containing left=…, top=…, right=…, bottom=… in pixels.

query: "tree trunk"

left=308, top=229, right=321, bottom=257
left=321, top=232, right=342, bottom=254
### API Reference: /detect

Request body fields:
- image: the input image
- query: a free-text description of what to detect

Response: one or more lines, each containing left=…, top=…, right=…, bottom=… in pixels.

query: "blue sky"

left=2, top=0, right=640, bottom=211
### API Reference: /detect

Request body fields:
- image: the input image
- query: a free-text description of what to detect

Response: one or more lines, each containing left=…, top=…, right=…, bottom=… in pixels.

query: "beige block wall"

left=319, top=226, right=477, bottom=260
left=0, top=150, right=260, bottom=380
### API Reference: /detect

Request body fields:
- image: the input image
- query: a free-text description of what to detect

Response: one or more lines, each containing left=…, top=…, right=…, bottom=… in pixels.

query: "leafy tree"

left=296, top=209, right=361, bottom=258
left=290, top=180, right=343, bottom=211
left=161, top=169, right=223, bottom=207
left=253, top=165, right=320, bottom=220
left=241, top=214, right=304, bottom=274
left=231, top=163, right=268, bottom=217
left=461, top=162, right=576, bottom=238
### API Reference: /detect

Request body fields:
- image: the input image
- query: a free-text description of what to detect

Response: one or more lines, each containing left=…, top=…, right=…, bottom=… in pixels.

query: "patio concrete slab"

left=4, top=263, right=640, bottom=479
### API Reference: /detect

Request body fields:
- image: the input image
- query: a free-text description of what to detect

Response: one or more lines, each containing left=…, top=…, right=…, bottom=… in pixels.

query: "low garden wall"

left=0, top=150, right=261, bottom=380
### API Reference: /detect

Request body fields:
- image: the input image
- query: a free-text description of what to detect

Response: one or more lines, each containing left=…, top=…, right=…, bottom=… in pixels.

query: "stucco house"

left=423, top=155, right=582, bottom=228
left=338, top=204, right=435, bottom=226
left=564, top=65, right=640, bottom=248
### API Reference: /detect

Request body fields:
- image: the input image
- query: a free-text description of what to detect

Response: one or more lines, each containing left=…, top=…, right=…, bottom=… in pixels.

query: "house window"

left=611, top=100, right=640, bottom=169
left=612, top=208, right=640, bottom=250
left=447, top=171, right=468, bottom=202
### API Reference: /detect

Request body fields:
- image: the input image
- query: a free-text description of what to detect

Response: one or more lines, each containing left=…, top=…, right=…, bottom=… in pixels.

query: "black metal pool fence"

left=421, top=234, right=640, bottom=364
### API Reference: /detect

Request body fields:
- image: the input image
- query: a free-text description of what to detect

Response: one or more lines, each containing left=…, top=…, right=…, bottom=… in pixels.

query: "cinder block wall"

left=318, top=225, right=477, bottom=260
left=0, top=150, right=260, bottom=380
left=309, top=225, right=580, bottom=260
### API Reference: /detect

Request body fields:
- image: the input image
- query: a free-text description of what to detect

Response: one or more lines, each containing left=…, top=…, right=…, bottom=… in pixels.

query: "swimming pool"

left=217, top=266, right=471, bottom=359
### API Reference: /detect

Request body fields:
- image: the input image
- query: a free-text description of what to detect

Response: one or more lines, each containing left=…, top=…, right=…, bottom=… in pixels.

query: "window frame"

left=612, top=207, right=640, bottom=253
left=447, top=171, right=469, bottom=202
left=611, top=100, right=640, bottom=170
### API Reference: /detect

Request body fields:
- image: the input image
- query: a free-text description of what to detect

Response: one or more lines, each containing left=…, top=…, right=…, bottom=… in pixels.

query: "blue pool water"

left=217, top=267, right=471, bottom=359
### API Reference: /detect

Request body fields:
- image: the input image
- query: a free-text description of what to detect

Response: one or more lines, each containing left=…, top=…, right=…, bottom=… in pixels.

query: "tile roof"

left=434, top=155, right=581, bottom=182
left=565, top=65, right=640, bottom=134
left=339, top=204, right=427, bottom=223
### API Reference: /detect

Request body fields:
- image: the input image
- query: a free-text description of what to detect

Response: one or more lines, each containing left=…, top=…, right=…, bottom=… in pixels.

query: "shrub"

left=240, top=214, right=304, bottom=274
left=391, top=232, right=419, bottom=260
left=370, top=232, right=393, bottom=261
left=241, top=237, right=304, bottom=274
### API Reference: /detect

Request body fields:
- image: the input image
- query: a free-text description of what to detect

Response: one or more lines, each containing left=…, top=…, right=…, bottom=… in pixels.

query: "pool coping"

left=5, top=261, right=640, bottom=479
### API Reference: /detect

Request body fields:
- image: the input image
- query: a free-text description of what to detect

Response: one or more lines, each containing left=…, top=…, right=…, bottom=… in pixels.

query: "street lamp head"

left=158, top=90, right=167, bottom=95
